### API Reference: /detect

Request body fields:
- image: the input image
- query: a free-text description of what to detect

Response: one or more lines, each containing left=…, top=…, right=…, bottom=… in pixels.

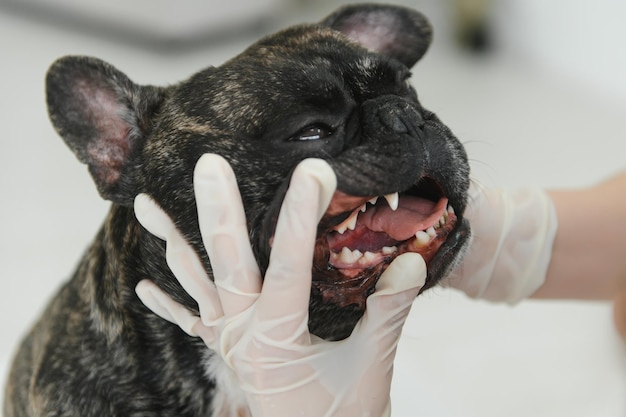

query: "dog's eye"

left=291, top=125, right=333, bottom=141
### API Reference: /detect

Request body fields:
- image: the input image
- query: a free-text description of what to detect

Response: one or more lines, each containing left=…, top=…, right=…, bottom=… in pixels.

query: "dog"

left=4, top=4, right=470, bottom=416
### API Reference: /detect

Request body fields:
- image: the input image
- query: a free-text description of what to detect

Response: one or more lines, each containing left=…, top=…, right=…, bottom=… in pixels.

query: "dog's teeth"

left=382, top=246, right=398, bottom=255
left=426, top=227, right=436, bottom=237
left=414, top=231, right=430, bottom=248
left=333, top=210, right=359, bottom=234
left=439, top=215, right=446, bottom=227
left=346, top=212, right=358, bottom=231
left=447, top=205, right=455, bottom=215
left=384, top=193, right=399, bottom=211
left=360, top=203, right=367, bottom=212
left=332, top=248, right=382, bottom=266
left=368, top=197, right=379, bottom=205
left=338, top=247, right=362, bottom=264
left=358, top=251, right=377, bottom=265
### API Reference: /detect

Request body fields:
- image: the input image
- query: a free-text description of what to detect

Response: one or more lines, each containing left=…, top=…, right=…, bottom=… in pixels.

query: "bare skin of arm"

left=531, top=171, right=626, bottom=339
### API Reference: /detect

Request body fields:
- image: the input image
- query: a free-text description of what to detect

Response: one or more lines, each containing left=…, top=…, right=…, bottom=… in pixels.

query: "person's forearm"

left=531, top=171, right=626, bottom=300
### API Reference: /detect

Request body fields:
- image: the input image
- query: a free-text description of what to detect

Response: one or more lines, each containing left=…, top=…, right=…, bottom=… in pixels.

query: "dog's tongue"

left=360, top=195, right=448, bottom=241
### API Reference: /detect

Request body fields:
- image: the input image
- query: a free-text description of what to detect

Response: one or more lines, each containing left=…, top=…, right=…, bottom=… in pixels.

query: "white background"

left=1, top=0, right=624, bottom=415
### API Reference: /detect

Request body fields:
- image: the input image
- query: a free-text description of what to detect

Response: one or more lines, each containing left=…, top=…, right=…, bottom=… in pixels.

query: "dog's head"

left=46, top=4, right=470, bottom=340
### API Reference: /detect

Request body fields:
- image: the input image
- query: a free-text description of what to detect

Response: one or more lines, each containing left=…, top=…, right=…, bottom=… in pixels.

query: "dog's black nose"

left=370, top=95, right=425, bottom=136
left=384, top=112, right=410, bottom=134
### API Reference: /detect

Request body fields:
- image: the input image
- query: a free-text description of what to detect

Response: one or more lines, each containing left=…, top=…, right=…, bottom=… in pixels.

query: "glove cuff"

left=443, top=186, right=558, bottom=304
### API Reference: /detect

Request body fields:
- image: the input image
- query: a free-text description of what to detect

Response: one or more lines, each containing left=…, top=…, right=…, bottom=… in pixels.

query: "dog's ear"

left=321, top=4, right=432, bottom=68
left=46, top=56, right=165, bottom=206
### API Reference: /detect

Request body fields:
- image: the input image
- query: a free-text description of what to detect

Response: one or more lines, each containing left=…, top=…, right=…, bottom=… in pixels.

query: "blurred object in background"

left=0, top=0, right=289, bottom=50
left=453, top=0, right=626, bottom=100
left=454, top=0, right=492, bottom=52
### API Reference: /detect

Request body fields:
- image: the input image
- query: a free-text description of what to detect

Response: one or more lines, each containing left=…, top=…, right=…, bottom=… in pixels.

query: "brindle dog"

left=4, top=4, right=470, bottom=416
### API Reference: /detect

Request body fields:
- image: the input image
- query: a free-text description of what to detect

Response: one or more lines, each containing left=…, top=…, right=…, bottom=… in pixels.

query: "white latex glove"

left=134, top=154, right=427, bottom=417
left=442, top=183, right=558, bottom=304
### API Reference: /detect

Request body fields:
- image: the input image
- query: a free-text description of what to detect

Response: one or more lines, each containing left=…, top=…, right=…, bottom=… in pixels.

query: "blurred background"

left=0, top=0, right=624, bottom=415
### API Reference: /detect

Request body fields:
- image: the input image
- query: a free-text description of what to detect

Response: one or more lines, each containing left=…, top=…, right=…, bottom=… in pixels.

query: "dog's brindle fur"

left=4, top=4, right=470, bottom=416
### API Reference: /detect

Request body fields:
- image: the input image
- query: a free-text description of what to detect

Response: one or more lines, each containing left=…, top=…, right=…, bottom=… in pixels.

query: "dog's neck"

left=84, top=205, right=249, bottom=412
left=78, top=205, right=155, bottom=342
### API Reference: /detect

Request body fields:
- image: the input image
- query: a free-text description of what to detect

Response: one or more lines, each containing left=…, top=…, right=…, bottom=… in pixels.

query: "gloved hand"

left=442, top=183, right=558, bottom=304
left=134, top=154, right=427, bottom=417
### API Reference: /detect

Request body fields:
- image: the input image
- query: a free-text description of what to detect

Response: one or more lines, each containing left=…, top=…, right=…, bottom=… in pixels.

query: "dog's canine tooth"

left=426, top=227, right=436, bottom=237
left=384, top=193, right=399, bottom=210
left=447, top=205, right=455, bottom=215
left=414, top=230, right=430, bottom=247
left=382, top=246, right=398, bottom=255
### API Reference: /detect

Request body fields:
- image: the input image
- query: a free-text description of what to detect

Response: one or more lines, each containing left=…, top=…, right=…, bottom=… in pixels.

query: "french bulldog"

left=4, top=4, right=470, bottom=416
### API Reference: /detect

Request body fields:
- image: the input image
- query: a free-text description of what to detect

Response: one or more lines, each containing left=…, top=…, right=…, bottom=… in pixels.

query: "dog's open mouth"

left=312, top=177, right=457, bottom=308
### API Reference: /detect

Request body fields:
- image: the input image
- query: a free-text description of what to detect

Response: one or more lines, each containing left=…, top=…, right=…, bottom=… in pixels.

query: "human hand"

left=134, top=154, right=427, bottom=417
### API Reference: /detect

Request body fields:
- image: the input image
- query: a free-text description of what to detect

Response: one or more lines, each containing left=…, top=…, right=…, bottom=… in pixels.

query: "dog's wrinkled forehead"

left=254, top=26, right=413, bottom=98
left=173, top=25, right=406, bottom=136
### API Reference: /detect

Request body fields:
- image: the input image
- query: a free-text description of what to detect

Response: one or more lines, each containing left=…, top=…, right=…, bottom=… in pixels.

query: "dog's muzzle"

left=257, top=96, right=470, bottom=340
